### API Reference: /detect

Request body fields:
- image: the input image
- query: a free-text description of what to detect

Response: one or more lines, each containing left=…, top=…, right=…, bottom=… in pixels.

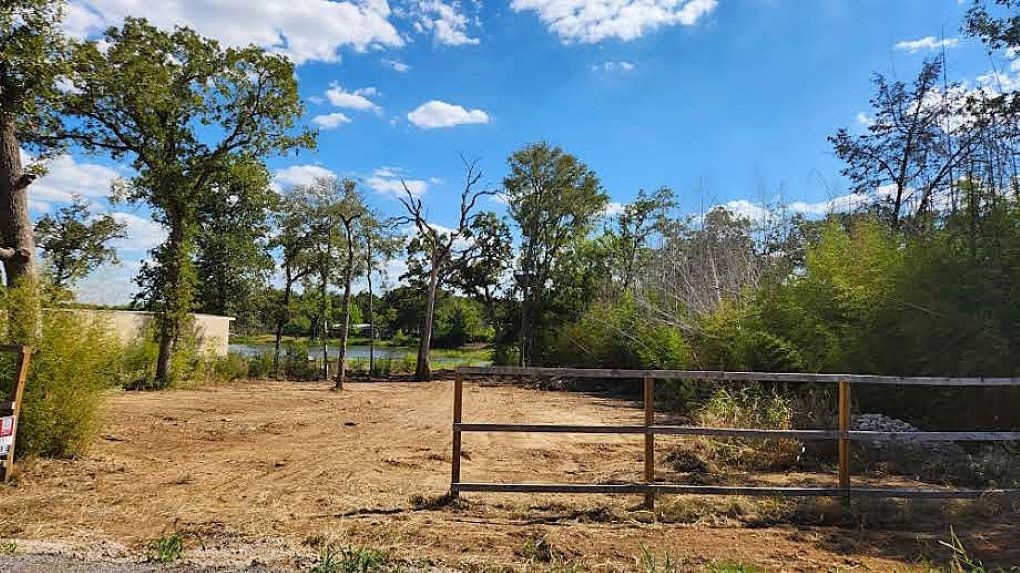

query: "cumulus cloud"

left=715, top=193, right=875, bottom=224
left=383, top=58, right=412, bottom=72
left=410, top=0, right=480, bottom=46
left=109, top=212, right=168, bottom=252
left=312, top=112, right=352, bottom=129
left=894, top=36, right=960, bottom=53
left=272, top=164, right=337, bottom=190
left=66, top=0, right=404, bottom=64
left=603, top=202, right=626, bottom=216
left=855, top=112, right=875, bottom=128
left=407, top=100, right=490, bottom=128
left=365, top=168, right=429, bottom=198
left=26, top=152, right=121, bottom=211
left=511, top=0, right=717, bottom=43
left=592, top=61, right=635, bottom=72
left=325, top=83, right=382, bottom=112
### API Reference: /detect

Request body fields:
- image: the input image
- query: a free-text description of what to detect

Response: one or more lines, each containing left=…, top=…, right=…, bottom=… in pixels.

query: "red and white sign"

left=0, top=415, right=14, bottom=458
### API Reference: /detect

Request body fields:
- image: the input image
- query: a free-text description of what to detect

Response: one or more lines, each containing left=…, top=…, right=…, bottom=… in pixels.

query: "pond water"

left=229, top=343, right=490, bottom=365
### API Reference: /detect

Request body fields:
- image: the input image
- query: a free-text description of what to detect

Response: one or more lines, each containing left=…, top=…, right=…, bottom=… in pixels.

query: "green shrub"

left=149, top=532, right=185, bottom=564
left=666, top=385, right=804, bottom=473
left=0, top=309, right=123, bottom=458
left=554, top=298, right=693, bottom=370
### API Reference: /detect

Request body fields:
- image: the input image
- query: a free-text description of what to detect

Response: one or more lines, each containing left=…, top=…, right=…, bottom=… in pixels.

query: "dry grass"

left=0, top=380, right=1017, bottom=571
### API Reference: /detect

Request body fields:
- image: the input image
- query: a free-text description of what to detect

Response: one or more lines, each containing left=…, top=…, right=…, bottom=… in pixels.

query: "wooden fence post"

left=450, top=374, right=464, bottom=498
left=1, top=346, right=32, bottom=483
left=643, top=376, right=655, bottom=510
left=838, top=380, right=851, bottom=504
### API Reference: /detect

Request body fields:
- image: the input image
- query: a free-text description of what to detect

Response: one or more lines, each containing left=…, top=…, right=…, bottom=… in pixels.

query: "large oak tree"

left=58, top=18, right=313, bottom=385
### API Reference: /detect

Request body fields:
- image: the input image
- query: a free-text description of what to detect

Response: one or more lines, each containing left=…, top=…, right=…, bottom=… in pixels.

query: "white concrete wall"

left=54, top=310, right=233, bottom=356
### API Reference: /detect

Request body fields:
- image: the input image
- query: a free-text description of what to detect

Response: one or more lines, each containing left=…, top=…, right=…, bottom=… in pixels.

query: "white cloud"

left=511, top=0, right=717, bottom=43
left=109, top=212, right=167, bottom=252
left=603, top=202, right=625, bottom=216
left=365, top=168, right=429, bottom=198
left=67, top=0, right=404, bottom=65
left=894, top=36, right=960, bottom=54
left=410, top=0, right=480, bottom=46
left=76, top=258, right=143, bottom=305
left=715, top=193, right=875, bottom=224
left=272, top=164, right=337, bottom=190
left=855, top=112, right=874, bottom=128
left=383, top=58, right=412, bottom=72
left=27, top=153, right=121, bottom=210
left=718, top=199, right=772, bottom=224
left=312, top=112, right=352, bottom=129
left=407, top=100, right=490, bottom=128
left=592, top=61, right=635, bottom=72
left=325, top=83, right=382, bottom=112
left=976, top=70, right=1020, bottom=93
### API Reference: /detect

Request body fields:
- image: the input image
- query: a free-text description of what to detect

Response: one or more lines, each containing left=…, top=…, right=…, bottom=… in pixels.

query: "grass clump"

left=664, top=386, right=805, bottom=477
left=311, top=544, right=389, bottom=573
left=0, top=541, right=17, bottom=555
left=148, top=531, right=185, bottom=564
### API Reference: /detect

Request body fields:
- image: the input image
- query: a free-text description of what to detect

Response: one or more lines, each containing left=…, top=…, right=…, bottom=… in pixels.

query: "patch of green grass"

left=149, top=531, right=185, bottom=564
left=311, top=544, right=389, bottom=573
left=0, top=541, right=17, bottom=556
left=637, top=548, right=681, bottom=573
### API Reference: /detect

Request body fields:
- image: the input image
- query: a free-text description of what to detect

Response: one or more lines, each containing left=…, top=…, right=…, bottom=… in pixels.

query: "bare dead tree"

left=397, top=158, right=497, bottom=381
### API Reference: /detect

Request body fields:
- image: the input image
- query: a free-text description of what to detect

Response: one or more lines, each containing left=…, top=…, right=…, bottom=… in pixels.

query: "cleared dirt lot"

left=0, top=380, right=1017, bottom=571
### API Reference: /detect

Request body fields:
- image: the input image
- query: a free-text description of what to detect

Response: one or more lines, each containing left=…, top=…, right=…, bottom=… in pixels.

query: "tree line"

left=4, top=0, right=1020, bottom=396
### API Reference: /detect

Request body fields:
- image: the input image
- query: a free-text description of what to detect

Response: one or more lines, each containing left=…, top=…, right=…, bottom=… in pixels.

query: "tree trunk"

left=0, top=113, right=41, bottom=343
left=333, top=237, right=356, bottom=390
left=518, top=289, right=529, bottom=367
left=366, top=238, right=375, bottom=377
left=273, top=274, right=293, bottom=378
left=415, top=264, right=440, bottom=381
left=154, top=220, right=188, bottom=387
left=319, top=271, right=329, bottom=379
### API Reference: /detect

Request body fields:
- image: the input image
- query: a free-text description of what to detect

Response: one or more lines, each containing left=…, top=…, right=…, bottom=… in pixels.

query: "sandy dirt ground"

left=0, top=380, right=1017, bottom=571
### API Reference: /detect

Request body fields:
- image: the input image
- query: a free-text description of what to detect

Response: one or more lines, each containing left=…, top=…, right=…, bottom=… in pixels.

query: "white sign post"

left=0, top=415, right=14, bottom=458
left=0, top=346, right=32, bottom=482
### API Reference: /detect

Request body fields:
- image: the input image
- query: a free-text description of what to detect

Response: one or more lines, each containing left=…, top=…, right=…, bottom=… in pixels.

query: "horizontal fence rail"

left=458, top=366, right=1020, bottom=386
left=449, top=367, right=1020, bottom=509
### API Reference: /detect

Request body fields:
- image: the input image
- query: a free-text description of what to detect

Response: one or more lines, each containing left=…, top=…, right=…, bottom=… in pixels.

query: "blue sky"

left=30, top=0, right=1015, bottom=304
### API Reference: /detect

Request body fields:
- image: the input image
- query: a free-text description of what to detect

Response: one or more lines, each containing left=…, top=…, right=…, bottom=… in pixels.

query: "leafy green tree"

left=612, top=186, right=676, bottom=293
left=193, top=157, right=275, bottom=327
left=34, top=195, right=127, bottom=301
left=0, top=0, right=69, bottom=340
left=270, top=187, right=316, bottom=376
left=360, top=213, right=402, bottom=374
left=330, top=179, right=367, bottom=389
left=432, top=296, right=490, bottom=348
left=503, top=143, right=607, bottom=365
left=448, top=211, right=512, bottom=329
left=57, top=18, right=313, bottom=386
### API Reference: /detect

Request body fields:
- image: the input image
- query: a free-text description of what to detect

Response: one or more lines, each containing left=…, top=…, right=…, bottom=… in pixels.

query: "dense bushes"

left=0, top=307, right=122, bottom=458
left=553, top=297, right=692, bottom=370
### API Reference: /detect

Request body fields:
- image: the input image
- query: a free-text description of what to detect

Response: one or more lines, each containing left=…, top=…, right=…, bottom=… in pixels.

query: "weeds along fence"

left=449, top=367, right=1020, bottom=510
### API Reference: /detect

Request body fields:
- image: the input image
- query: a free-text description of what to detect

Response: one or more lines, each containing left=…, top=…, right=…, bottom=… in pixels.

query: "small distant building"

left=55, top=309, right=233, bottom=356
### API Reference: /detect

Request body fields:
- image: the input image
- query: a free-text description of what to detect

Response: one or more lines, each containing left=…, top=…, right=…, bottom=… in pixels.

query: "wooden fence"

left=449, top=367, right=1020, bottom=509
left=0, top=345, right=33, bottom=483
